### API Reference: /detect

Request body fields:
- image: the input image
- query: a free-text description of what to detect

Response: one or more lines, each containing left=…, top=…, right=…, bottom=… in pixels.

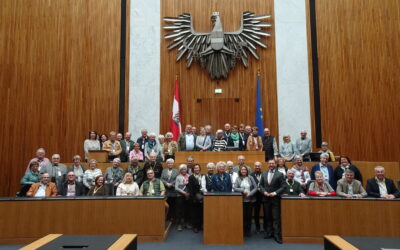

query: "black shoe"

left=274, top=237, right=282, bottom=244
left=264, top=235, right=272, bottom=239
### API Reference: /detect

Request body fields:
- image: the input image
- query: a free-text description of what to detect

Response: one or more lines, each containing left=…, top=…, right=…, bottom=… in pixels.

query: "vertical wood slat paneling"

left=311, top=0, right=400, bottom=161
left=0, top=0, right=122, bottom=196
left=160, top=0, right=278, bottom=135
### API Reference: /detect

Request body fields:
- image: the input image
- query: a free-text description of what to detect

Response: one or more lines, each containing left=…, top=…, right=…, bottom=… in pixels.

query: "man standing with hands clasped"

left=259, top=159, right=285, bottom=244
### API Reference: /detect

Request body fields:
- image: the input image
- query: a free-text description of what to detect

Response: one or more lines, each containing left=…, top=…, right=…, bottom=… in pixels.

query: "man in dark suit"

left=311, top=153, right=336, bottom=189
left=223, top=123, right=231, bottom=140
left=242, top=125, right=252, bottom=149
left=136, top=129, right=149, bottom=153
left=120, top=132, right=134, bottom=162
left=259, top=159, right=285, bottom=244
left=262, top=128, right=278, bottom=161
left=59, top=172, right=86, bottom=196
left=250, top=161, right=264, bottom=233
left=366, top=166, right=398, bottom=199
left=178, top=124, right=197, bottom=151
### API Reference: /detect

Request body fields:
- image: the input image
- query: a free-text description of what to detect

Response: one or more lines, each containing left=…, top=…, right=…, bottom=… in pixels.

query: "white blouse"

left=291, top=168, right=311, bottom=185
left=116, top=182, right=140, bottom=196
left=240, top=177, right=251, bottom=193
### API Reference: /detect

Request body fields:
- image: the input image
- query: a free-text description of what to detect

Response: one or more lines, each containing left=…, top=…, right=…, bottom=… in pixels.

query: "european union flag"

left=255, top=74, right=264, bottom=136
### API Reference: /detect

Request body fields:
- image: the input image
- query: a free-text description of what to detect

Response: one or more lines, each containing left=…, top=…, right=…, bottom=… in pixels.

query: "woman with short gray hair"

left=175, top=164, right=191, bottom=231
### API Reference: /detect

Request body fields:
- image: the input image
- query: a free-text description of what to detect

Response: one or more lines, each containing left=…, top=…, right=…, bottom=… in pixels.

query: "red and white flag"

left=170, top=79, right=182, bottom=141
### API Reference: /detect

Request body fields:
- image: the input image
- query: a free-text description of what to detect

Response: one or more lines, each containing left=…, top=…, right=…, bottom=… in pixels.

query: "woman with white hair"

left=144, top=132, right=162, bottom=162
left=163, top=132, right=178, bottom=161
left=291, top=155, right=311, bottom=190
left=175, top=164, right=191, bottom=231
left=308, top=171, right=336, bottom=197
left=212, top=130, right=227, bottom=151
left=116, top=172, right=140, bottom=196
left=83, top=159, right=102, bottom=190
left=211, top=161, right=232, bottom=192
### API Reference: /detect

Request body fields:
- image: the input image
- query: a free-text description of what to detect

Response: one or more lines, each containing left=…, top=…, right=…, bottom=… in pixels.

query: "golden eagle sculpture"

left=163, top=11, right=272, bottom=80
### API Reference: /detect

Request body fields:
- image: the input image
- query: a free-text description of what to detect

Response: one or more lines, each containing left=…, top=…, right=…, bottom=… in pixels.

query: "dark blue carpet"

left=139, top=226, right=323, bottom=250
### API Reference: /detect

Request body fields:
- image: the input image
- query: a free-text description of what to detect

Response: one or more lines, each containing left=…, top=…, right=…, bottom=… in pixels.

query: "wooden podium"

left=203, top=193, right=243, bottom=245
left=88, top=150, right=109, bottom=163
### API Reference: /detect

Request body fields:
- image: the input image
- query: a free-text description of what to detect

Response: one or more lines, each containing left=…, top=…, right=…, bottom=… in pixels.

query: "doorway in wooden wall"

left=194, top=98, right=244, bottom=130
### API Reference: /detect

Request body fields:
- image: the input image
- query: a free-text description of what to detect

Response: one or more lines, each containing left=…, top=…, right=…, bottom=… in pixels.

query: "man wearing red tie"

left=259, top=159, right=285, bottom=244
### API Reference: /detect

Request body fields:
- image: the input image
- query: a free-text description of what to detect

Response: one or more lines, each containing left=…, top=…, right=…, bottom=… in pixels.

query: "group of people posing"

left=20, top=146, right=400, bottom=244
left=83, top=123, right=334, bottom=163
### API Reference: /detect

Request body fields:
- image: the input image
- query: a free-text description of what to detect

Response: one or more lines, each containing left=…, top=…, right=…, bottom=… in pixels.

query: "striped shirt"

left=213, top=139, right=227, bottom=151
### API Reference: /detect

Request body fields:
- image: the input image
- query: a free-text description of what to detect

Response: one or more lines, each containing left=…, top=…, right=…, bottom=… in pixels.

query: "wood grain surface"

left=0, top=0, right=127, bottom=196
left=160, top=0, right=278, bottom=136
left=309, top=0, right=400, bottom=161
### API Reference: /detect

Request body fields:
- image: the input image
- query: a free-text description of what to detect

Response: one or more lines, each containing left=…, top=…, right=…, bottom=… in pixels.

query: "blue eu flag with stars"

left=255, top=74, right=264, bottom=136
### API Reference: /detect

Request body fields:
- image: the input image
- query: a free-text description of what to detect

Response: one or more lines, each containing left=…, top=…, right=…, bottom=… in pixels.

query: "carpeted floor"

left=4, top=226, right=323, bottom=250
left=139, top=226, right=323, bottom=250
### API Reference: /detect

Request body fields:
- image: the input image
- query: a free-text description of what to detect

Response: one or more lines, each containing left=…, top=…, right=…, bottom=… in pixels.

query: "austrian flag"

left=170, top=79, right=182, bottom=141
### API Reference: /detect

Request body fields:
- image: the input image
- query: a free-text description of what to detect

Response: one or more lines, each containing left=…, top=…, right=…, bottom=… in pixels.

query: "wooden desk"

left=88, top=150, right=109, bottom=163
left=203, top=193, right=243, bottom=245
left=281, top=197, right=400, bottom=244
left=0, top=197, right=165, bottom=244
left=175, top=151, right=264, bottom=164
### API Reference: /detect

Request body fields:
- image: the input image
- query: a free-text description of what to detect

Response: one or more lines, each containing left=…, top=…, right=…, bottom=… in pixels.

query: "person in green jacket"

left=18, top=160, right=40, bottom=196
left=21, top=161, right=40, bottom=185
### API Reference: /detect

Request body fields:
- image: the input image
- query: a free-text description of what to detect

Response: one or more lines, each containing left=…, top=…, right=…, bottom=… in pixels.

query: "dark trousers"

left=191, top=201, right=203, bottom=229
left=264, top=151, right=274, bottom=162
left=263, top=197, right=282, bottom=239
left=253, top=194, right=265, bottom=231
left=106, top=183, right=116, bottom=196
left=176, top=196, right=190, bottom=224
left=108, top=154, right=119, bottom=162
left=243, top=202, right=253, bottom=235
left=18, top=184, right=32, bottom=197
left=166, top=196, right=176, bottom=220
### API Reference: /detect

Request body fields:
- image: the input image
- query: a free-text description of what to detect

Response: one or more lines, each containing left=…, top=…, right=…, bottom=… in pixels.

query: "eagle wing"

left=224, top=11, right=272, bottom=67
left=163, top=13, right=210, bottom=68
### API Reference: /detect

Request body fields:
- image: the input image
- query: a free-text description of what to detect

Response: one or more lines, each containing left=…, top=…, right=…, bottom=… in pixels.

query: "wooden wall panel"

left=311, top=0, right=400, bottom=161
left=0, top=0, right=123, bottom=196
left=160, top=0, right=278, bottom=135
